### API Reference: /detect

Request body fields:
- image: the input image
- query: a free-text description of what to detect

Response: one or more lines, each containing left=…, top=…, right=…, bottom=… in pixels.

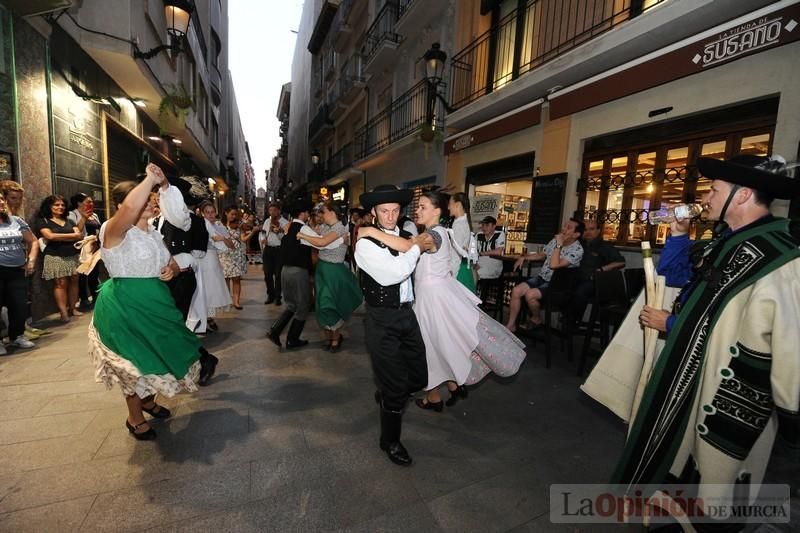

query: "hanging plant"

left=158, top=84, right=193, bottom=134
left=418, top=122, right=445, bottom=159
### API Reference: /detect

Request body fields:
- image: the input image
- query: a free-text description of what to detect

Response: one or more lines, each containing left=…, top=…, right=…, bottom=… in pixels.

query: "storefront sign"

left=332, top=186, right=346, bottom=202
left=550, top=2, right=800, bottom=119
left=445, top=104, right=542, bottom=155
left=695, top=15, right=789, bottom=68
left=470, top=194, right=502, bottom=232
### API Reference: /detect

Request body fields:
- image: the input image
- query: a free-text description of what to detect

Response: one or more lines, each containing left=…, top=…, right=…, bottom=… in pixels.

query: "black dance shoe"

left=142, top=403, right=171, bottom=419
left=380, top=440, right=413, bottom=466
left=445, top=385, right=469, bottom=407
left=199, top=352, right=219, bottom=386
left=126, top=420, right=156, bottom=440
left=415, top=398, right=444, bottom=412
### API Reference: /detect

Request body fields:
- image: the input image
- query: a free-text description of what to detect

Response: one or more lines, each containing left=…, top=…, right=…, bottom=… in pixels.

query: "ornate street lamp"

left=134, top=0, right=195, bottom=59
left=311, top=150, right=321, bottom=166
left=423, top=42, right=447, bottom=85
left=421, top=43, right=453, bottom=141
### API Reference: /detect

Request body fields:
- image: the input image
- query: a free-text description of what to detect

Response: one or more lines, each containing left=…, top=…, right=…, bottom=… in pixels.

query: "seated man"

left=505, top=218, right=584, bottom=332
left=476, top=216, right=505, bottom=281
left=572, top=219, right=625, bottom=321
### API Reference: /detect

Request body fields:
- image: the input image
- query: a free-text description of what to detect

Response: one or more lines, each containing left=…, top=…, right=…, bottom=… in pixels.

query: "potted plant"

left=158, top=84, right=193, bottom=133
left=418, top=122, right=444, bottom=159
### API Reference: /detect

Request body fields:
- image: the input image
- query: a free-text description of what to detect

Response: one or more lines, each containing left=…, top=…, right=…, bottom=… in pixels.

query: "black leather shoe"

left=415, top=398, right=444, bottom=412
left=142, top=403, right=171, bottom=419
left=445, top=385, right=468, bottom=407
left=126, top=420, right=156, bottom=441
left=285, top=339, right=308, bottom=349
left=380, top=440, right=413, bottom=466
left=198, top=352, right=219, bottom=386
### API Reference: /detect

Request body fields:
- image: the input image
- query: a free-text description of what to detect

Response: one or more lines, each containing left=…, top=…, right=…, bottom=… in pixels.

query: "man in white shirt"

left=354, top=184, right=432, bottom=467
left=475, top=216, right=505, bottom=280
left=260, top=203, right=288, bottom=305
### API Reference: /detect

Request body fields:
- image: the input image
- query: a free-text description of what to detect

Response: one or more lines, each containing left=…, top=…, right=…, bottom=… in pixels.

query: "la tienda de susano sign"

left=694, top=13, right=797, bottom=68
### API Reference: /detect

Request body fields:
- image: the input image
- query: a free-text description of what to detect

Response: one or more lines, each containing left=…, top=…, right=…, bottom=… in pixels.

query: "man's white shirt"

left=354, top=226, right=420, bottom=303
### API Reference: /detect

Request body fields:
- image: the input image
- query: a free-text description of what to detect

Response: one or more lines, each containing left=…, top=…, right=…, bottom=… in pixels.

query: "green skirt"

left=315, top=260, right=363, bottom=329
left=456, top=258, right=476, bottom=293
left=93, top=278, right=201, bottom=379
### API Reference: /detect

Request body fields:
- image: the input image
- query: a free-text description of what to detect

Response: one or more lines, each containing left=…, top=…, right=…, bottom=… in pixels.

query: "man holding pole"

left=616, top=155, right=800, bottom=530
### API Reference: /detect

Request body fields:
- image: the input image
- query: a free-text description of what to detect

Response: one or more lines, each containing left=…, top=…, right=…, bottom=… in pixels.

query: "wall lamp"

left=422, top=43, right=454, bottom=129
left=133, top=0, right=195, bottom=60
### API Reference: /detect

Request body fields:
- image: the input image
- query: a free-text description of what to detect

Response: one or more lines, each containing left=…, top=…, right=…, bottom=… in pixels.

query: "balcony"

left=362, top=2, right=401, bottom=75
left=308, top=103, right=334, bottom=144
left=330, top=57, right=366, bottom=120
left=327, top=143, right=353, bottom=177
left=449, top=0, right=669, bottom=111
left=308, top=0, right=341, bottom=54
left=209, top=65, right=222, bottom=107
left=324, top=47, right=337, bottom=81
left=395, top=0, right=445, bottom=37
left=354, top=80, right=443, bottom=160
left=331, top=0, right=354, bottom=53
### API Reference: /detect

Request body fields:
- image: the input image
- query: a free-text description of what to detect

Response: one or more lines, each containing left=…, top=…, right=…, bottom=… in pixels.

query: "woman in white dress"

left=449, top=193, right=476, bottom=293
left=358, top=189, right=526, bottom=411
left=191, top=201, right=233, bottom=333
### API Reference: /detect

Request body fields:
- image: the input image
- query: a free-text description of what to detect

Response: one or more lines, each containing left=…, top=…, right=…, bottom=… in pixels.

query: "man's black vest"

left=359, top=227, right=412, bottom=307
left=159, top=213, right=208, bottom=255
left=281, top=221, right=312, bottom=270
left=477, top=230, right=501, bottom=252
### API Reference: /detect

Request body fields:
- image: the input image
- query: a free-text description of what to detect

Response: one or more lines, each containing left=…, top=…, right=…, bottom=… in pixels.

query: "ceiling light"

left=172, top=138, right=182, bottom=145
left=133, top=99, right=147, bottom=108
left=148, top=136, right=162, bottom=141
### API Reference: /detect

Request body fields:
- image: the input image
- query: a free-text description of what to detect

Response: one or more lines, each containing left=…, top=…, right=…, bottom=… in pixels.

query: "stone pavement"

left=0, top=269, right=795, bottom=532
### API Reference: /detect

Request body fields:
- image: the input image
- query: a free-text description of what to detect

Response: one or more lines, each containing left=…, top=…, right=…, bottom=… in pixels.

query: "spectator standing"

left=38, top=195, right=84, bottom=322
left=68, top=193, right=102, bottom=311
left=448, top=192, right=475, bottom=292
left=475, top=216, right=505, bottom=281
left=260, top=203, right=287, bottom=305
left=0, top=192, right=38, bottom=353
left=219, top=207, right=255, bottom=310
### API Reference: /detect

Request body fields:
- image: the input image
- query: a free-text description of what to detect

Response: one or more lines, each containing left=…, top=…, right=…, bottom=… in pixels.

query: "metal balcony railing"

left=362, top=2, right=400, bottom=64
left=354, top=80, right=444, bottom=160
left=449, top=0, right=668, bottom=110
left=308, top=104, right=333, bottom=141
left=327, top=143, right=353, bottom=176
left=333, top=56, right=365, bottom=103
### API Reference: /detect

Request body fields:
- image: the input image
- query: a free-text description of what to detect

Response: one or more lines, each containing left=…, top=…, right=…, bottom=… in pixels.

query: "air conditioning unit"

left=3, top=0, right=75, bottom=17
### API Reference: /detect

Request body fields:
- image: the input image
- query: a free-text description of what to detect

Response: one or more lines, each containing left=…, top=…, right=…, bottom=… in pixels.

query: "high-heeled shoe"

left=415, top=398, right=443, bottom=412
left=445, top=385, right=469, bottom=407
left=126, top=419, right=156, bottom=440
left=142, top=403, right=171, bottom=419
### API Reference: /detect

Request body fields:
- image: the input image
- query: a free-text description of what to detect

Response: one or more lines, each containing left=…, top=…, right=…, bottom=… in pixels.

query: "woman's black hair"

left=70, top=192, right=90, bottom=210
left=38, top=194, right=67, bottom=220
left=448, top=191, right=473, bottom=230
left=421, top=189, right=451, bottom=225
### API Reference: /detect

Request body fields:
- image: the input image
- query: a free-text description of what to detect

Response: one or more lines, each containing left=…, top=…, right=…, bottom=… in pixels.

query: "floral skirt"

left=42, top=254, right=79, bottom=280
left=89, top=277, right=201, bottom=398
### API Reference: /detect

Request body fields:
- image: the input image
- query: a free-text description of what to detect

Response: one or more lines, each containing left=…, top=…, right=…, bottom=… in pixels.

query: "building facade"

left=442, top=0, right=799, bottom=255
left=288, top=0, right=458, bottom=212
left=0, top=0, right=251, bottom=316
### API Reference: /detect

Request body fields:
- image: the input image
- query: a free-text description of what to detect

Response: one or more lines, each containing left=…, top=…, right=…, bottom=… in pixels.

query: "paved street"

left=0, top=269, right=795, bottom=532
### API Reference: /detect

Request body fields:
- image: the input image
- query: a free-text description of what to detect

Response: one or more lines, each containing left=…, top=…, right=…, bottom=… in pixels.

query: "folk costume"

left=450, top=214, right=476, bottom=292
left=610, top=156, right=800, bottom=528
left=312, top=220, right=363, bottom=333
left=155, top=177, right=218, bottom=385
left=354, top=185, right=427, bottom=467
left=267, top=200, right=313, bottom=349
left=89, top=221, right=202, bottom=398
left=415, top=226, right=526, bottom=392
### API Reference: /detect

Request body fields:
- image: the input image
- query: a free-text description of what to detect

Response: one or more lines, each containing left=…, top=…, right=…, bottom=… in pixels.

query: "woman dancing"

left=358, top=189, right=526, bottom=410
left=89, top=164, right=206, bottom=440
left=297, top=201, right=362, bottom=352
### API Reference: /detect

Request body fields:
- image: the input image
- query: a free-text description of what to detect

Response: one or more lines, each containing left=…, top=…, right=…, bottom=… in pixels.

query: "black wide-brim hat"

left=697, top=155, right=799, bottom=199
left=359, top=184, right=413, bottom=210
left=286, top=197, right=313, bottom=216
left=167, top=175, right=211, bottom=206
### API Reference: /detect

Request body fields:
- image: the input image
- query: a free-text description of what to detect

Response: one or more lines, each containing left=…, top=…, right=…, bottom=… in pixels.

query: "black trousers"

left=166, top=270, right=197, bottom=321
left=262, top=246, right=282, bottom=300
left=365, top=305, right=427, bottom=411
left=571, top=279, right=595, bottom=322
left=0, top=266, right=28, bottom=340
left=78, top=266, right=100, bottom=304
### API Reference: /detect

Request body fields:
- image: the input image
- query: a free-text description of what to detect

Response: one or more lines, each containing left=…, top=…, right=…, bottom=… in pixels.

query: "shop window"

left=577, top=128, right=772, bottom=246
left=473, top=179, right=532, bottom=254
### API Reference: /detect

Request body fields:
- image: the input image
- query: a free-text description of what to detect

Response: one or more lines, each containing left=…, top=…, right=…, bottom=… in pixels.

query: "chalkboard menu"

left=527, top=173, right=567, bottom=243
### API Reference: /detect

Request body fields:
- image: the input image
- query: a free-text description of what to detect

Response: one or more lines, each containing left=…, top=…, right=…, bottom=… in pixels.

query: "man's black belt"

left=368, top=302, right=413, bottom=309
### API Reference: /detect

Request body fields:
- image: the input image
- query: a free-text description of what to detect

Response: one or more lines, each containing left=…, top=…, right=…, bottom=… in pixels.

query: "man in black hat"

left=155, top=174, right=218, bottom=385
left=615, top=155, right=800, bottom=529
left=267, top=200, right=312, bottom=349
left=354, top=184, right=432, bottom=466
